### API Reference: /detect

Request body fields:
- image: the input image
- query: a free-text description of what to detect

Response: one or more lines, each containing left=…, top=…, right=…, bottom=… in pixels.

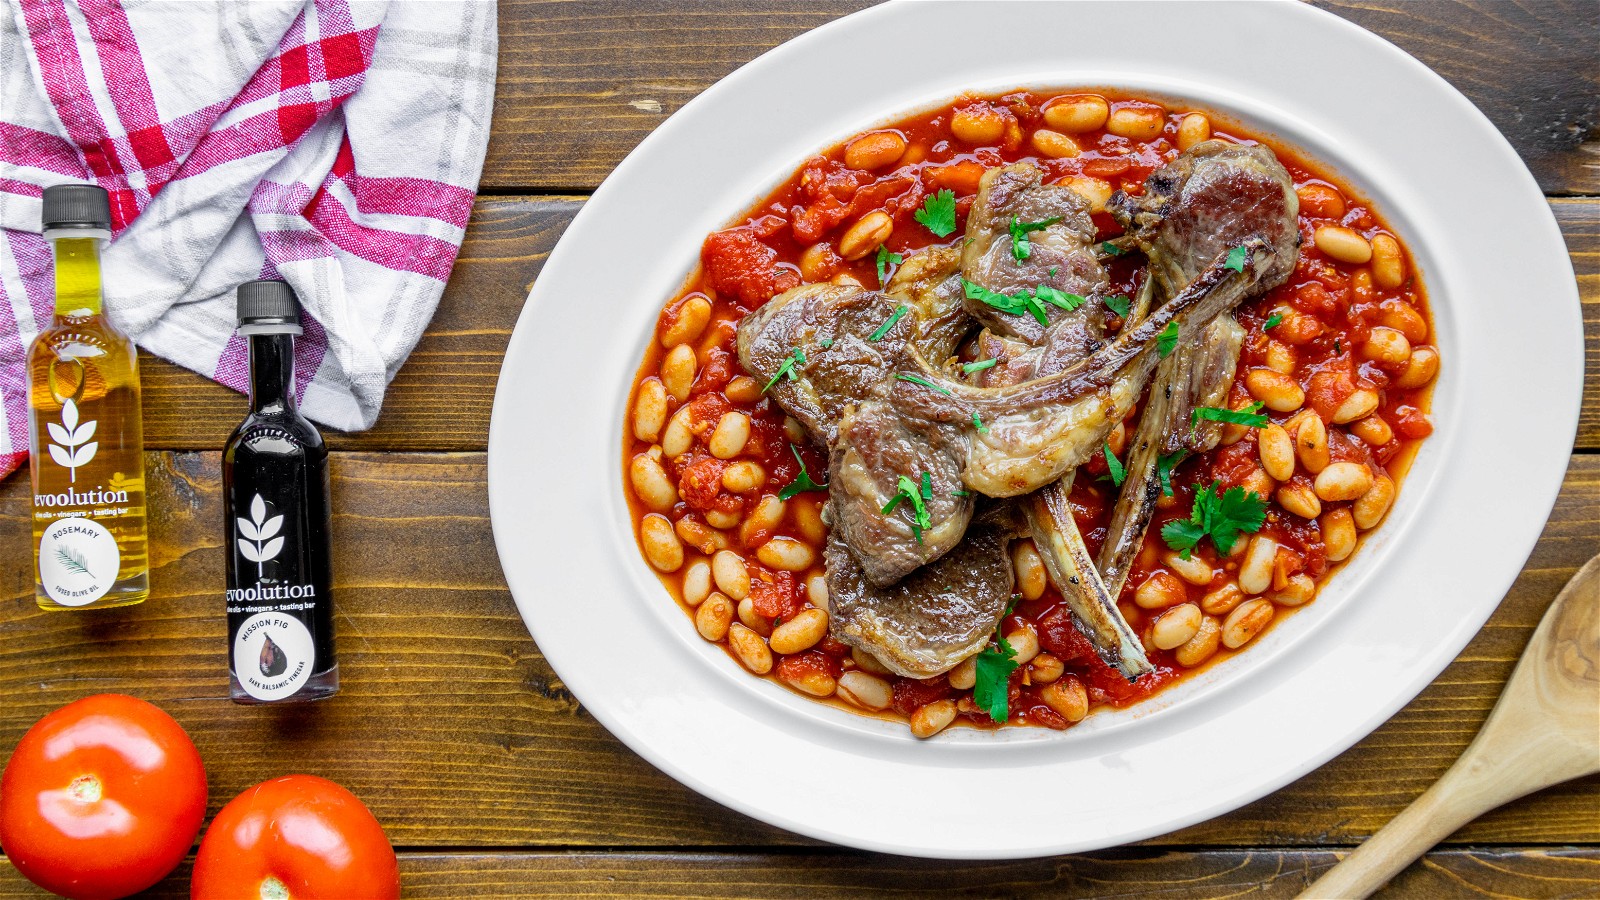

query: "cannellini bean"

left=838, top=210, right=894, bottom=261
left=705, top=507, right=740, bottom=530
left=1370, top=234, right=1406, bottom=288
left=1276, top=482, right=1322, bottom=520
left=1222, top=598, right=1275, bottom=649
left=853, top=646, right=893, bottom=677
left=832, top=272, right=862, bottom=287
left=1200, top=582, right=1244, bottom=616
left=806, top=573, right=829, bottom=611
left=1245, top=369, right=1306, bottom=412
left=721, top=460, right=766, bottom=494
left=1352, top=268, right=1376, bottom=305
left=1258, top=424, right=1295, bottom=482
left=739, top=494, right=785, bottom=546
left=1266, top=340, right=1297, bottom=375
left=845, top=130, right=907, bottom=170
left=1176, top=113, right=1211, bottom=151
left=661, top=404, right=694, bottom=458
left=757, top=537, right=814, bottom=572
left=791, top=500, right=828, bottom=545
left=1294, top=413, right=1330, bottom=474
left=1350, top=414, right=1394, bottom=447
left=1295, top=183, right=1347, bottom=219
left=837, top=671, right=893, bottom=711
left=1354, top=473, right=1396, bottom=530
left=1012, top=540, right=1047, bottom=600
left=1272, top=573, right=1317, bottom=607
left=1164, top=551, right=1214, bottom=586
left=640, top=514, right=683, bottom=572
left=948, top=656, right=977, bottom=690
left=1031, top=128, right=1080, bottom=159
left=799, top=241, right=838, bottom=283
left=660, top=344, right=696, bottom=401
left=951, top=104, right=1007, bottom=143
left=1396, top=346, right=1440, bottom=389
left=1106, top=105, right=1165, bottom=140
left=778, top=664, right=836, bottom=698
left=724, top=375, right=763, bottom=405
left=708, top=411, right=750, bottom=459
left=1379, top=299, right=1429, bottom=343
left=1239, top=535, right=1278, bottom=594
left=1107, top=420, right=1129, bottom=456
left=1332, top=389, right=1380, bottom=424
left=711, top=550, right=750, bottom=600
left=633, top=380, right=669, bottom=442
left=1321, top=508, right=1358, bottom=562
left=1314, top=225, right=1372, bottom=264
left=682, top=561, right=712, bottom=607
left=675, top=516, right=723, bottom=555
left=737, top=597, right=771, bottom=637
left=1151, top=603, right=1203, bottom=650
left=1314, top=461, right=1374, bottom=502
left=727, top=623, right=773, bottom=674
left=1040, top=677, right=1088, bottom=723
left=662, top=295, right=711, bottom=347
left=1135, top=571, right=1187, bottom=609
left=696, top=592, right=733, bottom=641
left=1242, top=467, right=1276, bottom=501
left=1005, top=627, right=1040, bottom=666
left=770, top=607, right=829, bottom=654
left=1028, top=653, right=1064, bottom=685
left=1174, top=614, right=1222, bottom=667
left=1043, top=94, right=1109, bottom=132
left=630, top=451, right=677, bottom=512
left=783, top=416, right=807, bottom=444
left=1059, top=176, right=1113, bottom=213
left=910, top=699, right=958, bottom=738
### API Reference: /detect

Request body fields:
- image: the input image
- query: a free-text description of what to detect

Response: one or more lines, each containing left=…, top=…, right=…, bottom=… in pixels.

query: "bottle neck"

left=248, top=332, right=298, bottom=414
left=50, top=232, right=107, bottom=319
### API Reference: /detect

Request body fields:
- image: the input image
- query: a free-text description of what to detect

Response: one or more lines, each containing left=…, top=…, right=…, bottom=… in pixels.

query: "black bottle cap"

left=237, top=280, right=301, bottom=327
left=42, top=184, right=112, bottom=231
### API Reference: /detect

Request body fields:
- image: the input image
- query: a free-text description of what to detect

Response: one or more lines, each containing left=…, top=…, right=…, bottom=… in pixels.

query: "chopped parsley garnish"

left=1101, top=240, right=1124, bottom=256
left=973, top=602, right=1021, bottom=722
left=963, top=357, right=999, bottom=374
left=1224, top=245, right=1249, bottom=273
left=1160, top=480, right=1268, bottom=560
left=919, top=471, right=933, bottom=501
left=1033, top=284, right=1085, bottom=311
left=915, top=189, right=957, bottom=237
left=1263, top=313, right=1284, bottom=330
left=1335, top=339, right=1343, bottom=354
left=762, top=347, right=805, bottom=392
left=882, top=474, right=933, bottom=542
left=1157, top=450, right=1188, bottom=497
left=1008, top=216, right=1062, bottom=262
left=963, top=278, right=1049, bottom=326
left=1104, top=443, right=1126, bottom=487
left=1103, top=294, right=1131, bottom=319
left=972, top=412, right=990, bottom=434
left=875, top=245, right=903, bottom=284
left=894, top=373, right=953, bottom=396
left=1192, top=401, right=1268, bottom=430
left=869, top=304, right=908, bottom=341
left=777, top=445, right=827, bottom=500
left=953, top=489, right=970, bottom=497
left=1157, top=321, right=1180, bottom=358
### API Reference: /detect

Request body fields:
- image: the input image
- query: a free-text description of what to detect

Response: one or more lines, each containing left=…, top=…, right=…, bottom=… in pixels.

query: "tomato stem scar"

left=68, top=774, right=101, bottom=803
left=261, top=875, right=290, bottom=900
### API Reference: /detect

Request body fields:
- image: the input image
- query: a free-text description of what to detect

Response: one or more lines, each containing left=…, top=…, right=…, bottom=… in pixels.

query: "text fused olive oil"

left=27, top=185, right=149, bottom=610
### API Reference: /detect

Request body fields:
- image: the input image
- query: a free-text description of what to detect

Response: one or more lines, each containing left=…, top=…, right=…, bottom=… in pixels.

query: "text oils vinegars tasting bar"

left=25, top=184, right=339, bottom=704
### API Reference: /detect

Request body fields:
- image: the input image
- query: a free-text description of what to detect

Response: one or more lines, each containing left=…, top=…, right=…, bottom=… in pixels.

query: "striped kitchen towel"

left=0, top=0, right=497, bottom=478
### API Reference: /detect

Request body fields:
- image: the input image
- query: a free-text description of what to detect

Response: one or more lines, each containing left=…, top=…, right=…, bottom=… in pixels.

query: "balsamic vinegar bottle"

left=222, top=280, right=338, bottom=703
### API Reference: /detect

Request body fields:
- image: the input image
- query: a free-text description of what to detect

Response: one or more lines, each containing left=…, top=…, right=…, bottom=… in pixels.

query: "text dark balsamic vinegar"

left=222, top=281, right=338, bottom=703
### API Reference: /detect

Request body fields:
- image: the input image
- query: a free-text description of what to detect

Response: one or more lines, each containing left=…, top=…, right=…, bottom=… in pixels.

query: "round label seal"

left=232, top=612, right=315, bottom=701
left=38, top=516, right=120, bottom=607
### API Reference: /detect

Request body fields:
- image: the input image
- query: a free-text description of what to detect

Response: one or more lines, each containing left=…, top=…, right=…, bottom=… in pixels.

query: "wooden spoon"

left=1302, top=553, right=1600, bottom=899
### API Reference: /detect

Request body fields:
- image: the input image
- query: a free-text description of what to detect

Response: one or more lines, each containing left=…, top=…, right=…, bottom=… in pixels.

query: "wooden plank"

left=483, top=0, right=1600, bottom=194
left=1, top=452, right=1596, bottom=848
left=132, top=196, right=1600, bottom=452
left=6, top=848, right=1600, bottom=899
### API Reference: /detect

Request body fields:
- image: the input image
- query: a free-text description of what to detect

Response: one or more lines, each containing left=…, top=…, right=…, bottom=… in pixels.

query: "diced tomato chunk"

left=702, top=229, right=800, bottom=309
left=749, top=569, right=803, bottom=619
left=890, top=678, right=952, bottom=718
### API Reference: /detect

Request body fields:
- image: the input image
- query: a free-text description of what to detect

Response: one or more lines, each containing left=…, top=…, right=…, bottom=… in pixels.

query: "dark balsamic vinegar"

left=222, top=281, right=338, bottom=703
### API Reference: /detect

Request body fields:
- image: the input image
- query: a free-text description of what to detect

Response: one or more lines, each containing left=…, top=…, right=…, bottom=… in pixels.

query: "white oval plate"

left=489, top=0, right=1581, bottom=857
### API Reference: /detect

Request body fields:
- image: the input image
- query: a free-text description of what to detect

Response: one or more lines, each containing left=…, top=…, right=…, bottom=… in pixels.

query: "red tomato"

left=0, top=694, right=207, bottom=900
left=191, top=774, right=400, bottom=900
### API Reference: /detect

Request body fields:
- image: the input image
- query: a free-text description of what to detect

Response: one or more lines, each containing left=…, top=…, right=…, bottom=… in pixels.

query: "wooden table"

left=2, top=2, right=1595, bottom=896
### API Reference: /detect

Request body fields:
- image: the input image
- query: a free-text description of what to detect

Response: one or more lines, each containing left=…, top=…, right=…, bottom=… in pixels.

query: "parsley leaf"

left=762, top=347, right=806, bottom=392
left=962, top=357, right=999, bottom=374
left=777, top=445, right=828, bottom=500
left=894, top=373, right=953, bottom=396
left=1034, top=284, right=1085, bottom=311
left=972, top=412, right=990, bottom=434
left=1157, top=321, right=1180, bottom=358
left=1008, top=216, right=1062, bottom=262
left=1161, top=481, right=1268, bottom=559
left=875, top=245, right=903, bottom=284
left=962, top=278, right=1050, bottom=327
left=1103, top=294, right=1131, bottom=319
left=1224, top=245, right=1249, bottom=273
left=1192, top=401, right=1268, bottom=430
left=974, top=637, right=1019, bottom=723
left=1101, top=240, right=1124, bottom=256
left=915, top=189, right=957, bottom=237
left=1104, top=443, right=1126, bottom=487
left=881, top=474, right=933, bottom=542
left=869, top=305, right=908, bottom=341
left=1157, top=450, right=1188, bottom=498
left=1263, top=313, right=1284, bottom=330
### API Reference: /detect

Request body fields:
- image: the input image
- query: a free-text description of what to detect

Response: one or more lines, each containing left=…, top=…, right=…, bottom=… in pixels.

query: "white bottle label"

left=233, top=612, right=315, bottom=701
left=38, top=516, right=119, bottom=606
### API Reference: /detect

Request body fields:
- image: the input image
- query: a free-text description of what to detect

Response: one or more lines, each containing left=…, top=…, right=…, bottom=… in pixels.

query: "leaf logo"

left=54, top=545, right=95, bottom=580
left=236, top=494, right=285, bottom=579
left=46, top=399, right=97, bottom=483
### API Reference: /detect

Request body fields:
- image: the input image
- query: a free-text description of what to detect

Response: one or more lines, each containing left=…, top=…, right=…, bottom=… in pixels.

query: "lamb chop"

left=1095, top=142, right=1299, bottom=601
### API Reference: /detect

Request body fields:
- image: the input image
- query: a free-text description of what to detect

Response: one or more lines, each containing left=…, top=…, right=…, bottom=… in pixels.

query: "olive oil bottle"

left=222, top=280, right=338, bottom=703
left=27, top=185, right=149, bottom=610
